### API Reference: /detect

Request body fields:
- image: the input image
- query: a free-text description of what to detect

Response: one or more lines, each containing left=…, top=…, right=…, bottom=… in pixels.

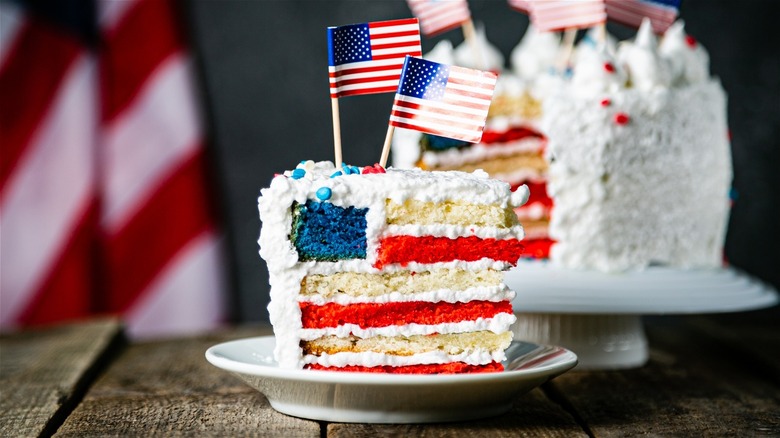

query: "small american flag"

left=390, top=56, right=497, bottom=143
left=605, top=0, right=681, bottom=33
left=508, top=0, right=531, bottom=13
left=328, top=18, right=422, bottom=98
left=529, top=0, right=607, bottom=32
left=406, top=0, right=471, bottom=36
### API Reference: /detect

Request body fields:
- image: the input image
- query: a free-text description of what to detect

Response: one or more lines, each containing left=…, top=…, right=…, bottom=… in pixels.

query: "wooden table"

left=2, top=309, right=779, bottom=437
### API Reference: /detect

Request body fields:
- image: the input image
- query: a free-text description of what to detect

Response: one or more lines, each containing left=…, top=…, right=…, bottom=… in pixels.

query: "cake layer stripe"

left=375, top=235, right=524, bottom=269
left=304, top=348, right=506, bottom=367
left=306, top=362, right=503, bottom=374
left=302, top=331, right=512, bottom=357
left=300, top=300, right=513, bottom=329
left=300, top=314, right=517, bottom=340
left=385, top=199, right=515, bottom=228
left=299, top=285, right=512, bottom=305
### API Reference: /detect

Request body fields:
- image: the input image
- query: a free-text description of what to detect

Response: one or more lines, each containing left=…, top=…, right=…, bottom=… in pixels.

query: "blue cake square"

left=291, top=200, right=368, bottom=261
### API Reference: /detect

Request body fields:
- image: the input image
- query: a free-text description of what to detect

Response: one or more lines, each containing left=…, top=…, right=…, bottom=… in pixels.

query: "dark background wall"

left=185, top=0, right=780, bottom=324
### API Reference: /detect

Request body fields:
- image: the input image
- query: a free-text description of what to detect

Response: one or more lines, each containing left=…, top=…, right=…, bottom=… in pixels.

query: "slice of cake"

left=258, top=160, right=529, bottom=373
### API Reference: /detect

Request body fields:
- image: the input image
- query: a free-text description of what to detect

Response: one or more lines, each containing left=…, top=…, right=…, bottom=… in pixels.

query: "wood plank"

left=328, top=387, right=587, bottom=438
left=685, top=308, right=780, bottom=384
left=54, top=325, right=321, bottom=437
left=546, top=317, right=780, bottom=437
left=0, top=318, right=124, bottom=438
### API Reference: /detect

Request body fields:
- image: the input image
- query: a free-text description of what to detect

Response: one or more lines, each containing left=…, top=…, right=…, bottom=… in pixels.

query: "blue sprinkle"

left=341, top=163, right=354, bottom=174
left=299, top=160, right=307, bottom=165
left=330, top=171, right=343, bottom=178
left=291, top=168, right=306, bottom=179
left=316, top=187, right=332, bottom=201
left=729, top=187, right=739, bottom=201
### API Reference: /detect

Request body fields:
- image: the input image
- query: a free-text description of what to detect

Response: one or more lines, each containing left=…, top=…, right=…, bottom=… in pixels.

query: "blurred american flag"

left=0, top=0, right=228, bottom=338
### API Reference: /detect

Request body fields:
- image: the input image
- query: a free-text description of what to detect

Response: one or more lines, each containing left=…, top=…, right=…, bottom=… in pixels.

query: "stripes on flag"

left=327, top=18, right=421, bottom=98
left=529, top=0, right=607, bottom=32
left=508, top=0, right=531, bottom=13
left=0, top=0, right=227, bottom=339
left=389, top=56, right=497, bottom=144
left=406, top=0, right=471, bottom=36
left=605, top=0, right=680, bottom=33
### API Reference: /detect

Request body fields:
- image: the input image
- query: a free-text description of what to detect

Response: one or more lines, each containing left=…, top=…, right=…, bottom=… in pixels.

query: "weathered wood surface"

left=327, top=387, right=587, bottom=438
left=54, top=325, right=321, bottom=437
left=547, top=315, right=780, bottom=437
left=0, top=319, right=124, bottom=438
left=5, top=309, right=780, bottom=437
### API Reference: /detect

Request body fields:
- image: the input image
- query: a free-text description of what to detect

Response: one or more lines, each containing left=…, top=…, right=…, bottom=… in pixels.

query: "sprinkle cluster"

left=281, top=161, right=386, bottom=202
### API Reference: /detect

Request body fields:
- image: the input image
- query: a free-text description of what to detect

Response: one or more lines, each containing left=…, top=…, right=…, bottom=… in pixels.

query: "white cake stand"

left=505, top=262, right=779, bottom=370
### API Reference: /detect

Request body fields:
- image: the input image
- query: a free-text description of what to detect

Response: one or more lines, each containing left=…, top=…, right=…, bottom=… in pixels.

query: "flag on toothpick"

left=389, top=56, right=497, bottom=143
left=406, top=0, right=471, bottom=36
left=327, top=18, right=422, bottom=98
left=605, top=0, right=681, bottom=33
left=529, top=0, right=607, bottom=32
left=0, top=0, right=228, bottom=338
left=508, top=0, right=532, bottom=13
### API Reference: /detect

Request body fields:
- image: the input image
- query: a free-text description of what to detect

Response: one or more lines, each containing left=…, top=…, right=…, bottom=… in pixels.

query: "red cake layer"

left=300, top=300, right=513, bottom=329
left=306, top=361, right=504, bottom=374
left=375, top=235, right=524, bottom=269
left=481, top=126, right=543, bottom=145
left=520, top=238, right=555, bottom=259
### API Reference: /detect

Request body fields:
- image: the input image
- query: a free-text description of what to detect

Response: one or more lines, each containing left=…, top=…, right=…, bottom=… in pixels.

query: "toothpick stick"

left=330, top=97, right=343, bottom=168
left=595, top=23, right=606, bottom=46
left=461, top=18, right=487, bottom=70
left=555, top=28, right=577, bottom=73
left=379, top=125, right=395, bottom=168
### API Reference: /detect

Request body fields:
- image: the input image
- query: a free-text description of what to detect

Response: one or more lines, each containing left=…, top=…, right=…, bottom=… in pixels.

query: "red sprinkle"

left=685, top=35, right=697, bottom=48
left=603, top=62, right=615, bottom=73
left=361, top=163, right=386, bottom=174
left=614, top=112, right=630, bottom=125
left=600, top=98, right=611, bottom=107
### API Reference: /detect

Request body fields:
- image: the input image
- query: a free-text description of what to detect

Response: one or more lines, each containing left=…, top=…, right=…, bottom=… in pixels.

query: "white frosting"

left=259, top=163, right=526, bottom=368
left=304, top=348, right=507, bottom=368
left=616, top=18, right=672, bottom=91
left=542, top=81, right=732, bottom=272
left=453, top=24, right=504, bottom=71
left=659, top=21, right=710, bottom=86
left=510, top=24, right=561, bottom=80
left=299, top=314, right=517, bottom=340
left=515, top=203, right=550, bottom=221
left=424, top=40, right=455, bottom=65
left=571, top=46, right=627, bottom=97
left=298, top=285, right=514, bottom=306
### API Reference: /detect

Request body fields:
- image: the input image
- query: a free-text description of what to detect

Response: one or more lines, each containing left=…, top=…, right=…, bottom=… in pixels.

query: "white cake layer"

left=298, top=284, right=514, bottom=305
left=300, top=313, right=517, bottom=341
left=304, top=347, right=508, bottom=368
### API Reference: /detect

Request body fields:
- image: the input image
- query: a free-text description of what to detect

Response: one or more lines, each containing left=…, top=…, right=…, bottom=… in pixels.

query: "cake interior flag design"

left=605, top=0, right=681, bottom=33
left=327, top=18, right=422, bottom=98
left=0, top=0, right=227, bottom=338
left=406, top=0, right=472, bottom=36
left=528, top=0, right=607, bottom=32
left=390, top=56, right=497, bottom=144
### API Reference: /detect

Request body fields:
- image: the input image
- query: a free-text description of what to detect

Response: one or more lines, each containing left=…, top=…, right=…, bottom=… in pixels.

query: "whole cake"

left=258, top=160, right=529, bottom=373
left=394, top=20, right=732, bottom=272
left=543, top=19, right=732, bottom=271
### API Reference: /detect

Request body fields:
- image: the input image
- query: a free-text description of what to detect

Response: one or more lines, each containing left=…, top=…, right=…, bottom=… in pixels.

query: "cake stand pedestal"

left=505, top=263, right=779, bottom=370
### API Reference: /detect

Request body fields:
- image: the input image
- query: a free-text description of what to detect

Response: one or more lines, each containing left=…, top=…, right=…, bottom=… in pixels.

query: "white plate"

left=507, top=261, right=779, bottom=314
left=205, top=336, right=577, bottom=423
